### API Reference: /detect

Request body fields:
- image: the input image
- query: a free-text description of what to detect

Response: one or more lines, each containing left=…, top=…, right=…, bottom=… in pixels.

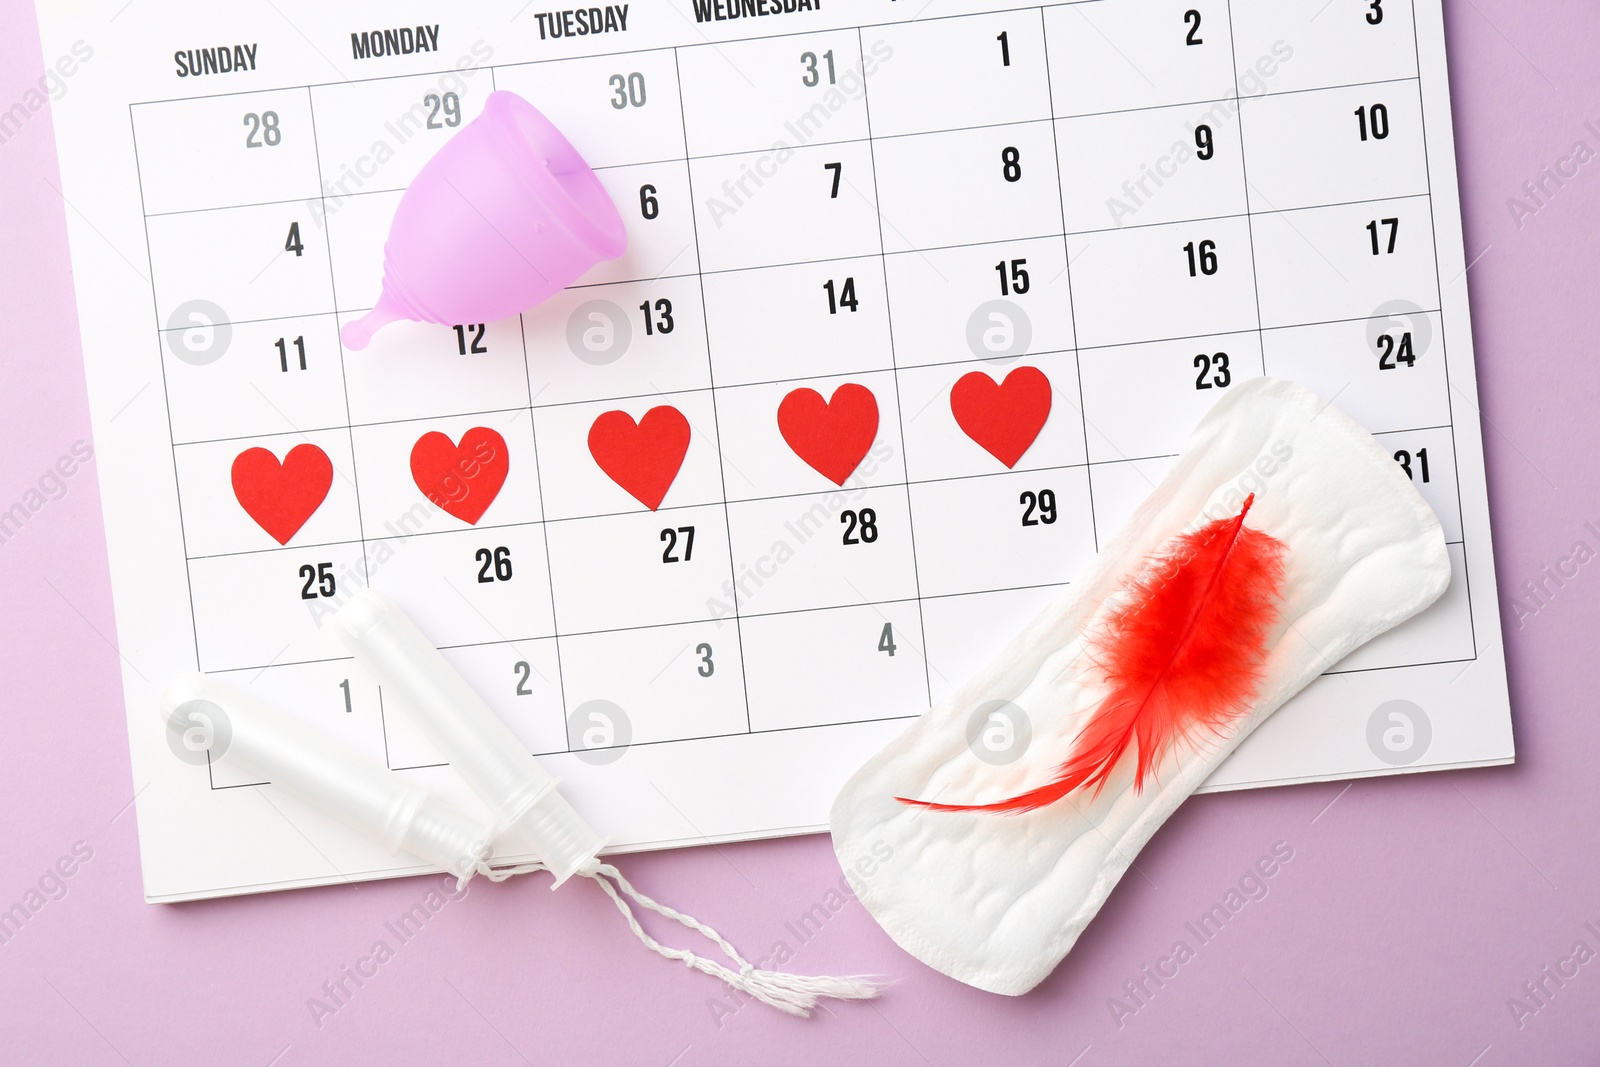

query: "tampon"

left=163, top=673, right=492, bottom=877
left=332, top=590, right=606, bottom=886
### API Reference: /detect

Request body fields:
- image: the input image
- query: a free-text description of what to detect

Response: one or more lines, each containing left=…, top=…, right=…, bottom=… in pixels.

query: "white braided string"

left=458, top=856, right=882, bottom=1017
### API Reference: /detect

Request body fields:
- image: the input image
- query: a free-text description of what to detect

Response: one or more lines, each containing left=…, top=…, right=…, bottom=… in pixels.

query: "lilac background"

left=2, top=2, right=1596, bottom=1063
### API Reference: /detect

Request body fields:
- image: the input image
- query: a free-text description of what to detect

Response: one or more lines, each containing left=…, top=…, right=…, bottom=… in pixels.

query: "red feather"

left=899, top=494, right=1286, bottom=814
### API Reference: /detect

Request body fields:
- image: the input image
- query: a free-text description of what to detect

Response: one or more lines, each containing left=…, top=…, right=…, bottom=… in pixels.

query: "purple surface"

left=2, top=2, right=1596, bottom=1063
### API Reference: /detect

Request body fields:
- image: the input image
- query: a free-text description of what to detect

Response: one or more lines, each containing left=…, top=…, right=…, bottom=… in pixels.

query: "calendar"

left=36, top=0, right=1514, bottom=902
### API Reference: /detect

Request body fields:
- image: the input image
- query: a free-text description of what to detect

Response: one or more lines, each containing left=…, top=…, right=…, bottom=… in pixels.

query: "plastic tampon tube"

left=163, top=673, right=492, bottom=877
left=332, top=590, right=606, bottom=886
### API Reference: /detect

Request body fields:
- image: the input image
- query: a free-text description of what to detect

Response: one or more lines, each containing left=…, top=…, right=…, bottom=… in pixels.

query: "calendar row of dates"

left=195, top=536, right=1475, bottom=758
left=166, top=307, right=1451, bottom=459
left=138, top=77, right=1430, bottom=244
left=188, top=438, right=1464, bottom=659
left=152, top=194, right=1441, bottom=352
left=132, top=1, right=1425, bottom=217
left=178, top=382, right=1462, bottom=552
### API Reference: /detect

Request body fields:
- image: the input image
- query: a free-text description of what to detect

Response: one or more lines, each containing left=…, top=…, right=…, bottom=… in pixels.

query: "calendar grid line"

left=1406, top=0, right=1478, bottom=658
left=514, top=307, right=575, bottom=755
left=127, top=103, right=206, bottom=676
left=1222, top=0, right=1269, bottom=382
left=375, top=685, right=395, bottom=771
left=1037, top=4, right=1098, bottom=553
left=301, top=86, right=373, bottom=590
left=178, top=512, right=1468, bottom=568
left=670, top=44, right=756, bottom=736
left=141, top=177, right=1434, bottom=248
left=855, top=26, right=934, bottom=709
left=199, top=613, right=1475, bottom=685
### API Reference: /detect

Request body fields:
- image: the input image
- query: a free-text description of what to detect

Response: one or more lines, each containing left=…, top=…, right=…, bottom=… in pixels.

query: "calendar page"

left=36, top=0, right=1513, bottom=902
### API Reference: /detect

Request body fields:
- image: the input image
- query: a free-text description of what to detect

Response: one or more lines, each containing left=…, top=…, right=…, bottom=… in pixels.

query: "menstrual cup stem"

left=340, top=296, right=406, bottom=352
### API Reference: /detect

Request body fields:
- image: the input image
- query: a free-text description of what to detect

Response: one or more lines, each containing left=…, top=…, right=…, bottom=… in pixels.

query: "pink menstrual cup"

left=341, top=91, right=627, bottom=351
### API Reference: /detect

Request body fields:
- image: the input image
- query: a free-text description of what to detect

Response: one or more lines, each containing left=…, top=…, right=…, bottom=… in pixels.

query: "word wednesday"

left=173, top=43, right=257, bottom=78
left=351, top=26, right=442, bottom=60
left=692, top=0, right=822, bottom=22
left=534, top=6, right=630, bottom=39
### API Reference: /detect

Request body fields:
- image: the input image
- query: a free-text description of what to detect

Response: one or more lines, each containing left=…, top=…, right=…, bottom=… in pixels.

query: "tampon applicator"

left=163, top=673, right=491, bottom=877
left=329, top=589, right=883, bottom=1016
left=331, top=589, right=604, bottom=886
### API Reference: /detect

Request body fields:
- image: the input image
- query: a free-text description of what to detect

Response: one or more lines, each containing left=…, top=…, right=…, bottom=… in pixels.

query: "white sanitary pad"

left=830, top=377, right=1450, bottom=996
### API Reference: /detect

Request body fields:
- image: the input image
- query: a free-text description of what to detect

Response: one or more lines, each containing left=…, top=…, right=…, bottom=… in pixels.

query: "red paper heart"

left=950, top=366, right=1052, bottom=468
left=778, top=383, right=878, bottom=486
left=231, top=443, right=334, bottom=545
left=588, top=406, right=691, bottom=510
left=410, top=427, right=509, bottom=525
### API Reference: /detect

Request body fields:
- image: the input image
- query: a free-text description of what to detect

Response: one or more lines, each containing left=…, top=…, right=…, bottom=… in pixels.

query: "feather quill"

left=899, top=495, right=1286, bottom=814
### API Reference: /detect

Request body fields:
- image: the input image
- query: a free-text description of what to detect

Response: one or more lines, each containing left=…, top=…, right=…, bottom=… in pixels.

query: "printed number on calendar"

left=476, top=546, right=513, bottom=583
left=1376, top=332, right=1417, bottom=370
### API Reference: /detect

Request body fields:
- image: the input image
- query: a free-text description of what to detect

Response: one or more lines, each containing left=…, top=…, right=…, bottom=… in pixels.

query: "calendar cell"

left=1229, top=0, right=1417, bottom=96
left=320, top=188, right=399, bottom=312
left=1333, top=543, right=1473, bottom=673
left=440, top=640, right=567, bottom=757
left=920, top=585, right=1062, bottom=706
left=1088, top=456, right=1181, bottom=539
left=531, top=390, right=723, bottom=520
left=342, top=318, right=528, bottom=424
left=895, top=352, right=1087, bottom=484
left=882, top=237, right=1077, bottom=368
left=559, top=622, right=750, bottom=747
left=1078, top=331, right=1264, bottom=463
left=363, top=525, right=556, bottom=648
left=310, top=67, right=495, bottom=199
left=1252, top=195, right=1438, bottom=329
left=349, top=409, right=541, bottom=534
left=1373, top=426, right=1461, bottom=541
left=872, top=121, right=1061, bottom=253
left=739, top=602, right=927, bottom=733
left=206, top=660, right=389, bottom=788
left=375, top=691, right=446, bottom=771
left=578, top=161, right=700, bottom=287
left=690, top=141, right=881, bottom=273
left=163, top=313, right=347, bottom=445
left=701, top=256, right=892, bottom=387
left=520, top=275, right=712, bottom=407
left=148, top=201, right=335, bottom=326
left=724, top=488, right=919, bottom=616
left=1044, top=1, right=1238, bottom=116
left=382, top=639, right=566, bottom=769
left=492, top=50, right=686, bottom=168
left=133, top=90, right=320, bottom=215
left=908, top=466, right=1096, bottom=599
left=188, top=541, right=367, bottom=673
left=174, top=428, right=362, bottom=557
left=1068, top=216, right=1260, bottom=348
left=1262, top=311, right=1449, bottom=435
left=544, top=504, right=734, bottom=633
left=677, top=30, right=871, bottom=158
left=1242, top=81, right=1427, bottom=213
left=861, top=11, right=1051, bottom=138
left=1058, top=99, right=1247, bottom=233
left=712, top=372, right=906, bottom=502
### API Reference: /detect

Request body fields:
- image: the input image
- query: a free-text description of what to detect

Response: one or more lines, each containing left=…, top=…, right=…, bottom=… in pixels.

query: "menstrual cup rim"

left=485, top=91, right=626, bottom=261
